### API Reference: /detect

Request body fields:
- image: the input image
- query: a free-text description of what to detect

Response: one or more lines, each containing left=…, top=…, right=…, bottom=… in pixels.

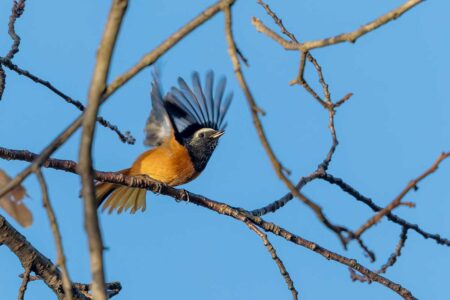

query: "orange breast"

left=129, top=137, right=199, bottom=186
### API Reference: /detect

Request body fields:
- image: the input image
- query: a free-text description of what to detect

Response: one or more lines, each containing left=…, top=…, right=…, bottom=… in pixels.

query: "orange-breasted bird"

left=95, top=71, right=232, bottom=214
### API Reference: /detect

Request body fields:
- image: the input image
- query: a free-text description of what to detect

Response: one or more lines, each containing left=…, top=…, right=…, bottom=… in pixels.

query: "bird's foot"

left=138, top=174, right=162, bottom=194
left=154, top=181, right=163, bottom=195
left=181, top=189, right=190, bottom=203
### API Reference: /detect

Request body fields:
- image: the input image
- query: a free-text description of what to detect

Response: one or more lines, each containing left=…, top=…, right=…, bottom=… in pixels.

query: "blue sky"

left=1, top=0, right=449, bottom=299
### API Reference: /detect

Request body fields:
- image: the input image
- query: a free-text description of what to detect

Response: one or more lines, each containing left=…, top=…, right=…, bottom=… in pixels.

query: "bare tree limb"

left=0, top=147, right=417, bottom=299
left=224, top=3, right=348, bottom=247
left=253, top=0, right=423, bottom=52
left=0, top=214, right=90, bottom=300
left=353, top=152, right=450, bottom=239
left=79, top=1, right=128, bottom=299
left=103, top=0, right=236, bottom=100
left=320, top=173, right=450, bottom=247
left=35, top=168, right=73, bottom=300
left=0, top=57, right=135, bottom=144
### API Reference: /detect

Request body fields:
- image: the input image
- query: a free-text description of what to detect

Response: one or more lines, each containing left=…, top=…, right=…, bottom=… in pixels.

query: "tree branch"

left=0, top=214, right=89, bottom=300
left=224, top=3, right=348, bottom=247
left=351, top=227, right=409, bottom=282
left=320, top=173, right=450, bottom=247
left=35, top=168, right=73, bottom=300
left=79, top=1, right=128, bottom=299
left=246, top=221, right=298, bottom=300
left=253, top=0, right=423, bottom=52
left=353, top=152, right=450, bottom=239
left=0, top=57, right=135, bottom=144
left=0, top=147, right=417, bottom=299
left=103, top=0, right=236, bottom=100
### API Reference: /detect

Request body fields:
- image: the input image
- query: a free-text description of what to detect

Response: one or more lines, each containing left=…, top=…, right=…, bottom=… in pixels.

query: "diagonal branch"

left=0, top=147, right=416, bottom=299
left=103, top=0, right=236, bottom=99
left=353, top=152, right=450, bottom=239
left=253, top=0, right=423, bottom=52
left=0, top=57, right=135, bottom=144
left=320, top=172, right=450, bottom=247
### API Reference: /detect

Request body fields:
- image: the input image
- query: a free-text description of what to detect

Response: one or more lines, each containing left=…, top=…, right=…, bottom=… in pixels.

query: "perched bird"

left=95, top=71, right=232, bottom=214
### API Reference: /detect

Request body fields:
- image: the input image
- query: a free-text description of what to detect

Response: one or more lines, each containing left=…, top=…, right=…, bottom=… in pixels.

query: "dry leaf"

left=0, top=169, right=33, bottom=227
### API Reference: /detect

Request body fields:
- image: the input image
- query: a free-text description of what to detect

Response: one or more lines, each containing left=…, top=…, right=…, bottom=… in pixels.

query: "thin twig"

left=250, top=170, right=321, bottom=216
left=334, top=93, right=354, bottom=108
left=353, top=152, right=450, bottom=239
left=74, top=282, right=122, bottom=299
left=18, top=264, right=31, bottom=300
left=0, top=65, right=5, bottom=100
left=1, top=0, right=27, bottom=101
left=320, top=173, right=450, bottom=247
left=351, top=227, right=409, bottom=282
left=34, top=168, right=73, bottom=300
left=256, top=0, right=298, bottom=42
left=0, top=57, right=135, bottom=144
left=378, top=227, right=408, bottom=274
left=6, top=0, right=26, bottom=60
left=293, top=52, right=329, bottom=108
left=246, top=221, right=298, bottom=300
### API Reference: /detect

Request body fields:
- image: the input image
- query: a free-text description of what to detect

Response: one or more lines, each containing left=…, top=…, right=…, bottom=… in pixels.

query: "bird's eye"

left=199, top=132, right=205, bottom=138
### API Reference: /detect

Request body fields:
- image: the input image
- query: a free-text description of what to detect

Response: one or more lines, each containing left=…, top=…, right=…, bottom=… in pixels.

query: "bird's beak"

left=211, top=130, right=225, bottom=139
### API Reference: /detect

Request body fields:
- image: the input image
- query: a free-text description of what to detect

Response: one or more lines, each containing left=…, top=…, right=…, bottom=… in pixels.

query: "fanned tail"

left=95, top=169, right=147, bottom=214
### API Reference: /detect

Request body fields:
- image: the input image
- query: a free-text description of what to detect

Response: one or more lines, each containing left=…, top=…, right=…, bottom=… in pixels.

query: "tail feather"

left=132, top=189, right=147, bottom=214
left=103, top=186, right=127, bottom=214
left=95, top=182, right=117, bottom=205
left=95, top=169, right=147, bottom=214
left=117, top=188, right=138, bottom=214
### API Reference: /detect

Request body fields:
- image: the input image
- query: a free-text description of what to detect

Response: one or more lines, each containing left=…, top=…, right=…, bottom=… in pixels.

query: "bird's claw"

left=154, top=181, right=163, bottom=194
left=181, top=189, right=190, bottom=203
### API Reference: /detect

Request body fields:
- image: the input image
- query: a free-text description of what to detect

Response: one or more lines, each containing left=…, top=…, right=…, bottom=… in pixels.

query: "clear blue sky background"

left=1, top=1, right=449, bottom=299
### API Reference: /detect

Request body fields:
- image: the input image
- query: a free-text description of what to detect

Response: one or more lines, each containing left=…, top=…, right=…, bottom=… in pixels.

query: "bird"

left=95, top=71, right=233, bottom=214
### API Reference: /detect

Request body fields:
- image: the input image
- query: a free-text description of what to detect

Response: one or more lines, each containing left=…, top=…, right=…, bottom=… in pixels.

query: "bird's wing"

left=164, top=71, right=233, bottom=138
left=144, top=74, right=174, bottom=146
left=144, top=71, right=233, bottom=146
